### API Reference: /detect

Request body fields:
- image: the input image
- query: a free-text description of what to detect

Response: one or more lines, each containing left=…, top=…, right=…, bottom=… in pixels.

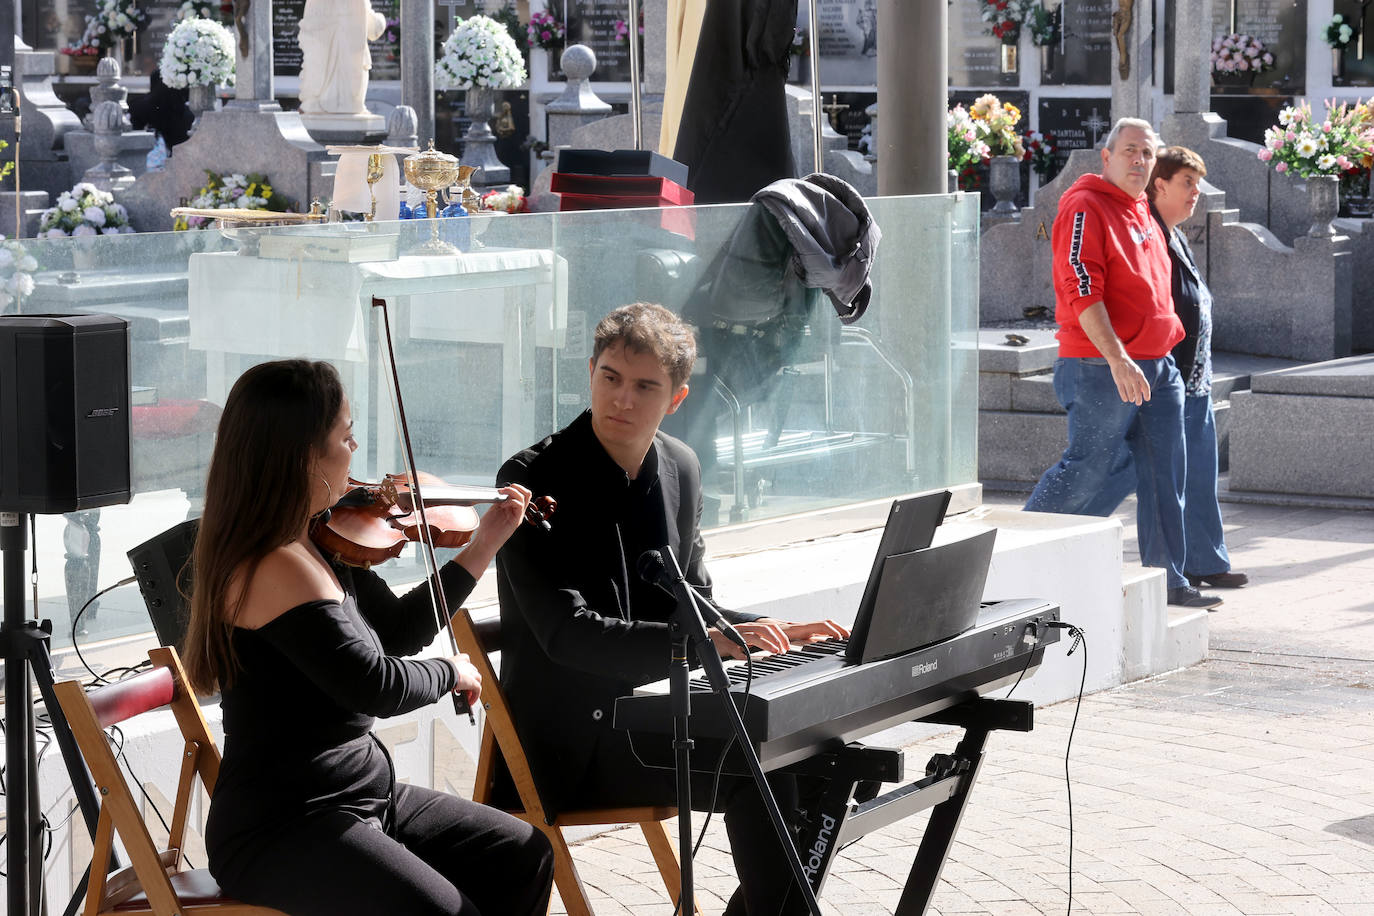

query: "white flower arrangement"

left=160, top=18, right=236, bottom=88
left=435, top=15, right=527, bottom=91
left=77, top=0, right=150, bottom=52
left=176, top=0, right=221, bottom=21
left=0, top=238, right=38, bottom=311
left=480, top=184, right=529, bottom=213
left=37, top=183, right=134, bottom=237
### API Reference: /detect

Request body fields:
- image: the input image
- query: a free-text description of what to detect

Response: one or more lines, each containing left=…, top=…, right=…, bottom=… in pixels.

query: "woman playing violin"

left=182, top=359, right=552, bottom=916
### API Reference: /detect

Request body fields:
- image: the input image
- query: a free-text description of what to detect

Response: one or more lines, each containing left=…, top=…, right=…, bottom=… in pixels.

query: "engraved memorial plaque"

left=948, top=0, right=1017, bottom=88
left=1202, top=0, right=1306, bottom=96
left=273, top=0, right=307, bottom=77
left=564, top=0, right=642, bottom=84
left=815, top=0, right=879, bottom=88
left=1041, top=0, right=1113, bottom=86
left=1037, top=97, right=1112, bottom=168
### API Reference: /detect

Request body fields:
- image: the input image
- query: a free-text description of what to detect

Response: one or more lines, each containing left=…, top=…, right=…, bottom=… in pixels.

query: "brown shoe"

left=1187, top=571, right=1249, bottom=589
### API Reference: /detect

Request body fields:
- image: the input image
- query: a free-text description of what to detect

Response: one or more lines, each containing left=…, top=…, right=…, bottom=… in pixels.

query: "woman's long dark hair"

left=182, top=359, right=344, bottom=694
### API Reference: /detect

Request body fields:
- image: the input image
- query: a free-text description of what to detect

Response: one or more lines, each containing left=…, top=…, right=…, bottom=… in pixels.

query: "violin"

left=311, top=472, right=556, bottom=569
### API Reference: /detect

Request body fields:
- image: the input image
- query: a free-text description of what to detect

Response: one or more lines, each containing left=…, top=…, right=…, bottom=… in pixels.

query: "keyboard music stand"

left=644, top=546, right=822, bottom=916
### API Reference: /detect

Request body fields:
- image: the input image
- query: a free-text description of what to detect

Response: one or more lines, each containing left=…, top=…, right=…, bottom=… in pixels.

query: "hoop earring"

left=313, top=474, right=333, bottom=525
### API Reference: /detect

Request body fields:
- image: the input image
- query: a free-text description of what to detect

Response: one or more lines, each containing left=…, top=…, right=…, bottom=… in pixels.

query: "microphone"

left=637, top=548, right=749, bottom=651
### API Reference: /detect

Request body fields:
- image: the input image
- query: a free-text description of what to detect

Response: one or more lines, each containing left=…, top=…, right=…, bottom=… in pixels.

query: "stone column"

left=401, top=0, right=435, bottom=147
left=1172, top=0, right=1212, bottom=115
left=877, top=0, right=945, bottom=195
left=231, top=0, right=278, bottom=109
left=1110, top=0, right=1152, bottom=124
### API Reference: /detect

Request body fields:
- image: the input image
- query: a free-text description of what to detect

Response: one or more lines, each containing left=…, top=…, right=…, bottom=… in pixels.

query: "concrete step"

left=1121, top=563, right=1208, bottom=682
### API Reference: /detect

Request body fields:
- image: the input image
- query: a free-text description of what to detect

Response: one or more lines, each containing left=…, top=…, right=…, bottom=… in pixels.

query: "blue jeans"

left=1024, top=356, right=1188, bottom=589
left=1099, top=394, right=1231, bottom=577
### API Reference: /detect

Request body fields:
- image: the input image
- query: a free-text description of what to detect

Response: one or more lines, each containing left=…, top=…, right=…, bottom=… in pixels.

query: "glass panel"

left=0, top=193, right=979, bottom=653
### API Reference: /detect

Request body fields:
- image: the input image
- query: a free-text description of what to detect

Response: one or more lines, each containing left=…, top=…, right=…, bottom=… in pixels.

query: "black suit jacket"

left=495, top=411, right=758, bottom=808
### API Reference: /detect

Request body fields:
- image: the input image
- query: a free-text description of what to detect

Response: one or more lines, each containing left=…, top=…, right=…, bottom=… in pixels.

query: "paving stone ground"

left=553, top=492, right=1374, bottom=915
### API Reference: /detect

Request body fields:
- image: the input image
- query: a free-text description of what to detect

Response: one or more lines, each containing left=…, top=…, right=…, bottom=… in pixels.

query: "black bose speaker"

left=0, top=315, right=132, bottom=514
left=127, top=517, right=198, bottom=650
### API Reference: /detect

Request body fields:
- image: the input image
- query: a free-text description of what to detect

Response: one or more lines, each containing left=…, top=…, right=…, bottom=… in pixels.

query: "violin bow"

left=370, top=295, right=475, bottom=724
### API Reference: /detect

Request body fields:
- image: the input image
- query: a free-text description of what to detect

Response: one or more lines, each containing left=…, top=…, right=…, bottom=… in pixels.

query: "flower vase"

left=462, top=85, right=510, bottom=186
left=1211, top=70, right=1257, bottom=91
left=1000, top=42, right=1019, bottom=74
left=188, top=83, right=218, bottom=128
left=989, top=155, right=1021, bottom=216
left=1307, top=174, right=1340, bottom=238
left=1332, top=47, right=1345, bottom=81
left=1039, top=43, right=1055, bottom=74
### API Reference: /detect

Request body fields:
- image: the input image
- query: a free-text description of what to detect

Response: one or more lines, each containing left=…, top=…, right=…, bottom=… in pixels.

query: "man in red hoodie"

left=1023, top=119, right=1221, bottom=610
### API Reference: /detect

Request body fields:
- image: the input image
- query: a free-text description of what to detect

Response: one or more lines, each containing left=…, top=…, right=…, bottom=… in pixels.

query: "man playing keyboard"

left=496, top=302, right=847, bottom=915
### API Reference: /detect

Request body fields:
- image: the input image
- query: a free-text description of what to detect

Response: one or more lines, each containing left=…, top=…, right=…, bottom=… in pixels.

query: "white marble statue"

left=297, top=0, right=387, bottom=115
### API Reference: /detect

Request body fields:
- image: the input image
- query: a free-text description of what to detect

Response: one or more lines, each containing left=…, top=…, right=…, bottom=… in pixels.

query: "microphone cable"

left=1044, top=620, right=1087, bottom=915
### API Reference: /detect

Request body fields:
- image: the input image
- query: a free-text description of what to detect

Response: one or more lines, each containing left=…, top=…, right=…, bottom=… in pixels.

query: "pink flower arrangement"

left=1258, top=99, right=1374, bottom=179
left=525, top=10, right=564, bottom=51
left=1211, top=33, right=1274, bottom=75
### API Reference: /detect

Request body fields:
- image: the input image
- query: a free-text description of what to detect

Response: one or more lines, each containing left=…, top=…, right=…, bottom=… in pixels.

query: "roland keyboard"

left=613, top=597, right=1060, bottom=771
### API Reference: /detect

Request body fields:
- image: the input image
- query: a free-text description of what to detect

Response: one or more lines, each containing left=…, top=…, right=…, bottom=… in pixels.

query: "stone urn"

left=188, top=83, right=218, bottom=128
left=989, top=155, right=1021, bottom=215
left=1307, top=174, right=1340, bottom=238
left=461, top=85, right=509, bottom=186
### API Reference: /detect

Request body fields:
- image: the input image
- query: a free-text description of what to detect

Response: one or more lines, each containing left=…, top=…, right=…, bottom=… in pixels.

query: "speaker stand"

left=3, top=510, right=110, bottom=916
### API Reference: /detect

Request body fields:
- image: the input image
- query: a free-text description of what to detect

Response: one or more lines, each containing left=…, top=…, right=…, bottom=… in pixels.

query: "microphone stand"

left=654, top=547, right=823, bottom=916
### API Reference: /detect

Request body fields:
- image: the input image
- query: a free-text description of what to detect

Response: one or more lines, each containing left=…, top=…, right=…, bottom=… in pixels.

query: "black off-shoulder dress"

left=205, top=561, right=552, bottom=916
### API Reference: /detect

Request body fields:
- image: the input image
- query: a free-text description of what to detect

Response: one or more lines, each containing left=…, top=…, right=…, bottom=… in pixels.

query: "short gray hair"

left=1104, top=118, right=1161, bottom=151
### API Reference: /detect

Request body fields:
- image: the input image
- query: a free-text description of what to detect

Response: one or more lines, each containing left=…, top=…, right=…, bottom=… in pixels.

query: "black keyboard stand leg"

left=894, top=725, right=993, bottom=916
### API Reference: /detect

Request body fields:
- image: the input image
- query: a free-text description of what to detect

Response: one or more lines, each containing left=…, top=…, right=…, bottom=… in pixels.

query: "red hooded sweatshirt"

left=1051, top=173, right=1183, bottom=359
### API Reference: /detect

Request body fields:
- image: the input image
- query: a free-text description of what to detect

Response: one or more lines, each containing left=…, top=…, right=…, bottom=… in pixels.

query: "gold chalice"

left=403, top=141, right=461, bottom=255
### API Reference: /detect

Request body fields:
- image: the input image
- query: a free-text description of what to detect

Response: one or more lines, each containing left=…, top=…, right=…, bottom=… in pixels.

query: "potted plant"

left=959, top=94, right=1026, bottom=212
left=1257, top=100, right=1374, bottom=235
left=436, top=14, right=527, bottom=174
left=38, top=183, right=134, bottom=238
left=947, top=103, right=992, bottom=191
left=525, top=9, right=565, bottom=54
left=1026, top=2, right=1062, bottom=73
left=75, top=0, right=151, bottom=62
left=159, top=17, right=236, bottom=122
left=1210, top=32, right=1274, bottom=89
left=978, top=0, right=1037, bottom=73
left=1022, top=128, right=1061, bottom=187
left=1324, top=14, right=1355, bottom=80
left=173, top=170, right=295, bottom=230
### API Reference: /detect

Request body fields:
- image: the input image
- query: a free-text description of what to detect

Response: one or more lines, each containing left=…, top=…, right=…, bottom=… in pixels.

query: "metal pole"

left=808, top=0, right=822, bottom=173
left=627, top=0, right=642, bottom=149
left=3, top=510, right=33, bottom=916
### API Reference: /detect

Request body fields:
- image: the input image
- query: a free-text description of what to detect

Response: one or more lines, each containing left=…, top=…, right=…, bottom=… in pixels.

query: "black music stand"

left=2, top=513, right=111, bottom=916
left=645, top=546, right=822, bottom=916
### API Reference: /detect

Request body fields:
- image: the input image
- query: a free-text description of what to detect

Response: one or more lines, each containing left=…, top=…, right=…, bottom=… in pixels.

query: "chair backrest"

left=54, top=646, right=223, bottom=916
left=450, top=608, right=561, bottom=823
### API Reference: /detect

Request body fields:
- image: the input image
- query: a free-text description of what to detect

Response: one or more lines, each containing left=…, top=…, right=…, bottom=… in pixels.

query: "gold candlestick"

left=403, top=141, right=461, bottom=255
left=365, top=153, right=384, bottom=222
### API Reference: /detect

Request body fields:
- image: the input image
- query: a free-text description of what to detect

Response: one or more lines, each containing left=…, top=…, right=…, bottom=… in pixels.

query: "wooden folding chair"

left=452, top=609, right=701, bottom=916
left=53, top=646, right=287, bottom=916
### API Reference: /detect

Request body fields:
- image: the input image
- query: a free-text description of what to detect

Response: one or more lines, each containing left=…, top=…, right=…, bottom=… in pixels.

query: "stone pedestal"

left=300, top=110, right=388, bottom=143
left=1230, top=356, right=1374, bottom=500
left=460, top=86, right=509, bottom=189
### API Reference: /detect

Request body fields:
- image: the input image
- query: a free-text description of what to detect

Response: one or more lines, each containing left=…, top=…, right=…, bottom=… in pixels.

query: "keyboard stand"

left=792, top=697, right=1035, bottom=914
